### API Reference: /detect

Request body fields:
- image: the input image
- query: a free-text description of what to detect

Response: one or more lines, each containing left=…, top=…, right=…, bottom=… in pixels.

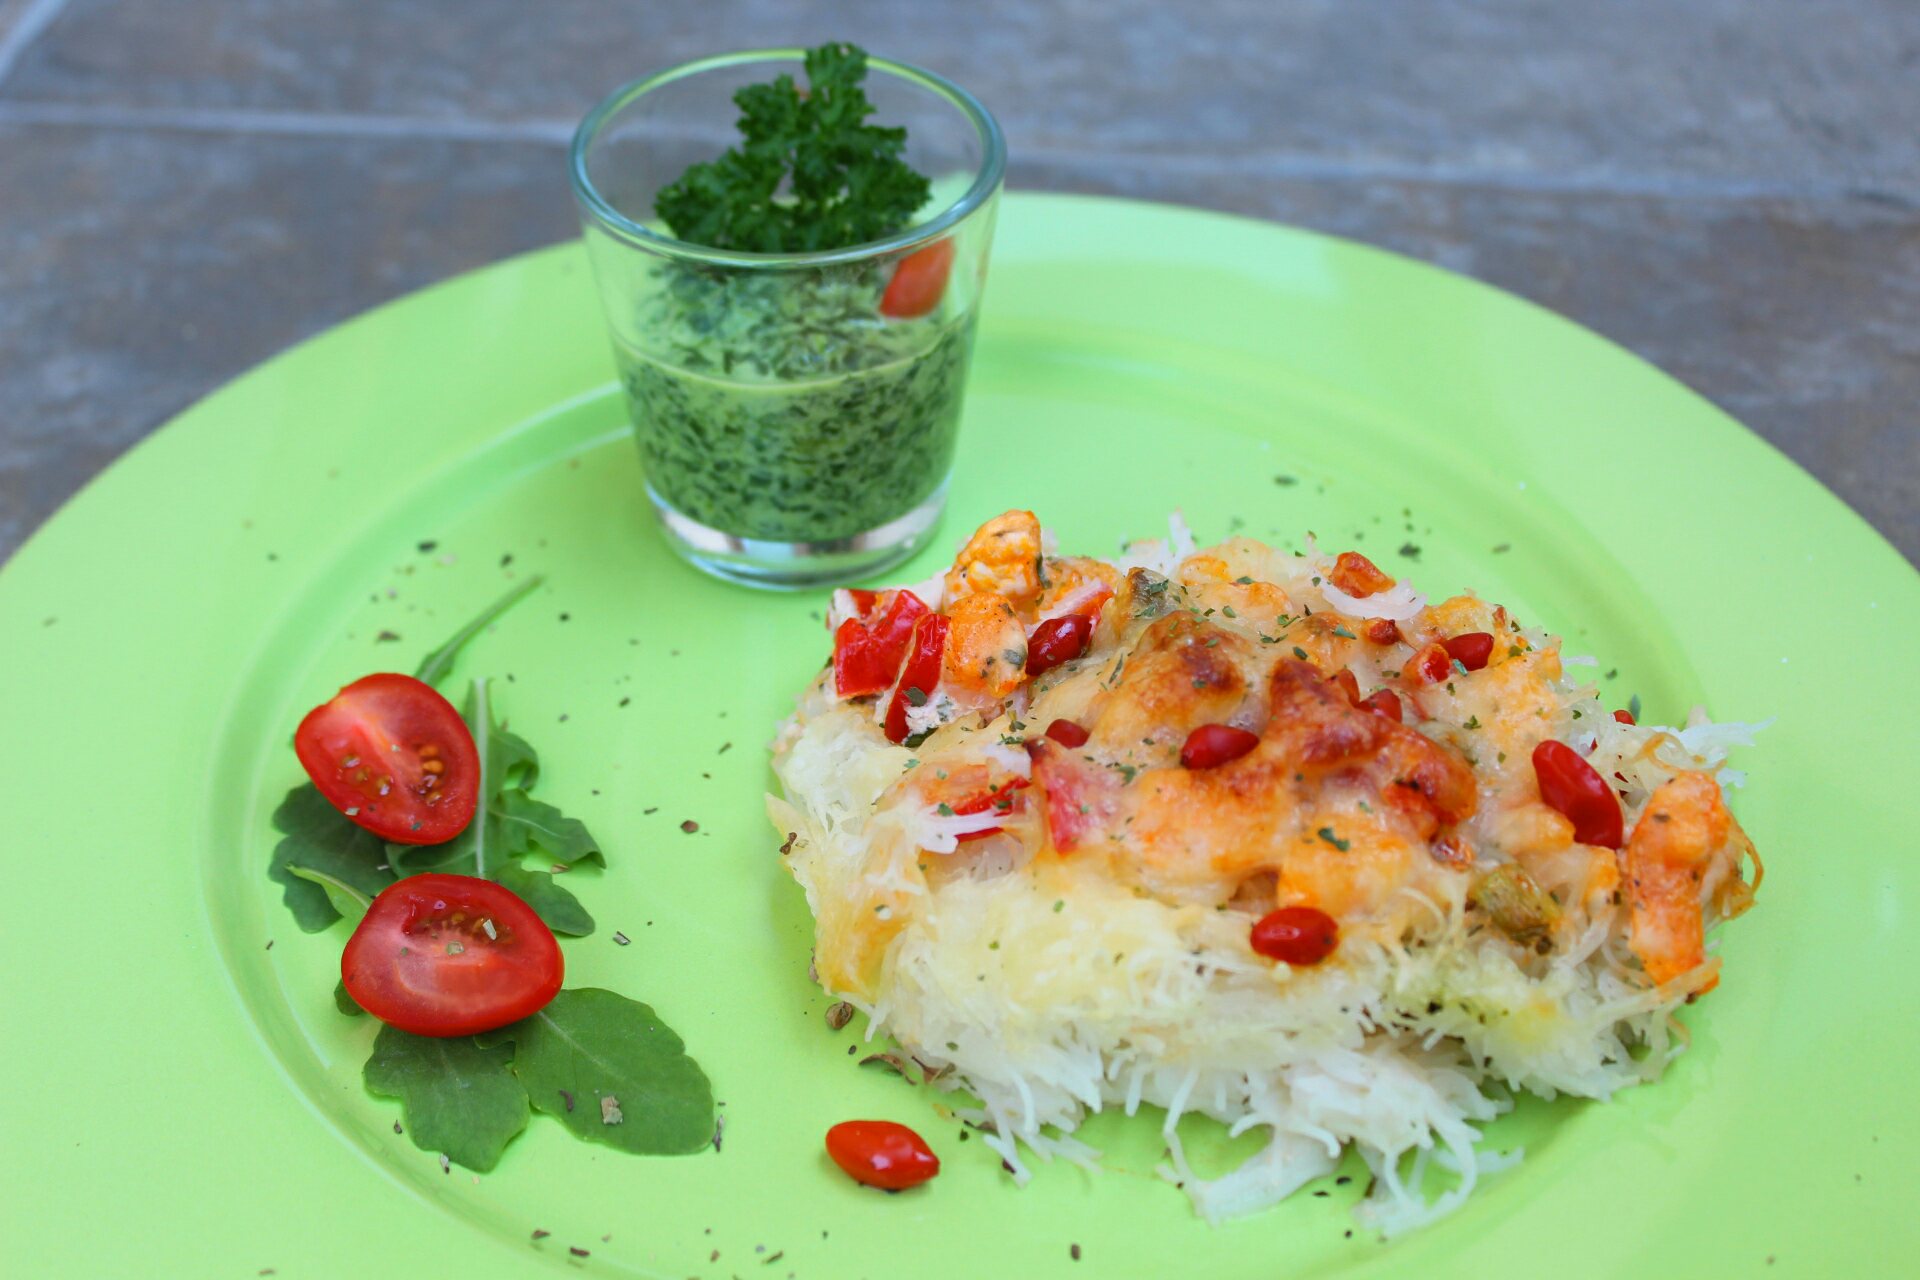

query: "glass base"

left=648, top=482, right=948, bottom=590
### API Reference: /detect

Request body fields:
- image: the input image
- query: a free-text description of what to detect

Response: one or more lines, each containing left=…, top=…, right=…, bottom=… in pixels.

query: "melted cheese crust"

left=768, top=513, right=1762, bottom=1227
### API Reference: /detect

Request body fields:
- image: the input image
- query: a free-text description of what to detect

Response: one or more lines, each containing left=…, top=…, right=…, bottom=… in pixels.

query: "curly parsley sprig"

left=655, top=42, right=932, bottom=253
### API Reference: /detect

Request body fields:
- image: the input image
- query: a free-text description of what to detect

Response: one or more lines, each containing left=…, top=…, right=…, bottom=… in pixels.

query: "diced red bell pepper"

left=1531, top=739, right=1623, bottom=848
left=833, top=590, right=931, bottom=698
left=1443, top=632, right=1495, bottom=671
left=951, top=777, right=1031, bottom=843
left=1026, top=738, right=1121, bottom=852
left=1044, top=718, right=1090, bottom=748
left=1179, top=723, right=1261, bottom=769
left=1025, top=614, right=1094, bottom=677
left=1360, top=689, right=1403, bottom=722
left=1329, top=551, right=1394, bottom=598
left=882, top=613, right=950, bottom=744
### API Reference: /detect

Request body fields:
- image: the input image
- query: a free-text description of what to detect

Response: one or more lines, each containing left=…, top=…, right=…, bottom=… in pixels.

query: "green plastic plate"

left=3, top=194, right=1914, bottom=1278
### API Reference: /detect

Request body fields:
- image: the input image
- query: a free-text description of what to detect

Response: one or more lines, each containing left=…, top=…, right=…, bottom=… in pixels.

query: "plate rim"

left=2, top=191, right=1915, bottom=1280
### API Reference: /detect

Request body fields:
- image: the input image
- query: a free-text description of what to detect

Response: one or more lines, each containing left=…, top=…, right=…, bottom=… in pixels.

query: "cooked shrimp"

left=1033, top=657, right=1477, bottom=920
left=1085, top=613, right=1259, bottom=754
left=941, top=591, right=1028, bottom=701
left=946, top=510, right=1044, bottom=605
left=1036, top=555, right=1121, bottom=617
left=1178, top=553, right=1295, bottom=621
left=1623, top=771, right=1756, bottom=992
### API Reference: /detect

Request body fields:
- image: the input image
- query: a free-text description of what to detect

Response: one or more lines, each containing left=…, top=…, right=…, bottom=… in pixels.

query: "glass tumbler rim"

left=569, top=47, right=1007, bottom=268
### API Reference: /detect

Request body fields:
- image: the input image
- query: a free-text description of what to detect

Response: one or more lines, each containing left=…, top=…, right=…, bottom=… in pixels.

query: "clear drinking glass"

left=570, top=50, right=1006, bottom=589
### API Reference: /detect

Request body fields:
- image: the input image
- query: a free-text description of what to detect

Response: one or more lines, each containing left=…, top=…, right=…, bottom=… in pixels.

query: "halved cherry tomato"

left=1250, top=906, right=1339, bottom=965
left=1403, top=642, right=1452, bottom=684
left=294, top=673, right=480, bottom=844
left=341, top=873, right=562, bottom=1037
left=1612, top=709, right=1636, bottom=725
left=1360, top=689, right=1404, bottom=722
left=1044, top=718, right=1090, bottom=748
left=950, top=776, right=1031, bottom=843
left=825, top=1120, right=940, bottom=1190
left=883, top=613, right=951, bottom=744
left=1025, top=614, right=1094, bottom=677
left=1443, top=632, right=1495, bottom=671
left=879, top=239, right=955, bottom=319
left=833, top=590, right=931, bottom=698
left=1180, top=723, right=1260, bottom=769
left=1531, top=740, right=1623, bottom=848
left=1329, top=551, right=1394, bottom=598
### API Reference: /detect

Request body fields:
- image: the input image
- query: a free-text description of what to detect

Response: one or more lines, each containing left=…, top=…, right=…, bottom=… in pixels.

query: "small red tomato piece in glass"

left=1613, top=709, right=1636, bottom=725
left=825, top=1120, right=940, bottom=1190
left=1531, top=740, right=1624, bottom=848
left=879, top=239, right=956, bottom=319
left=1360, top=689, right=1403, bottom=722
left=833, top=590, right=931, bottom=698
left=883, top=613, right=951, bottom=744
left=1328, top=551, right=1395, bottom=598
left=1025, top=614, right=1094, bottom=678
left=1180, top=723, right=1260, bottom=769
left=1443, top=632, right=1495, bottom=671
left=1403, top=642, right=1452, bottom=684
left=341, top=873, right=563, bottom=1037
left=1044, top=718, right=1090, bottom=748
left=294, top=673, right=480, bottom=844
left=1250, top=906, right=1340, bottom=965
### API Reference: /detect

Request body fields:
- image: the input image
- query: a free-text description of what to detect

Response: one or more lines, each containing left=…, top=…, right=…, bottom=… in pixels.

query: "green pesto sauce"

left=621, top=260, right=971, bottom=543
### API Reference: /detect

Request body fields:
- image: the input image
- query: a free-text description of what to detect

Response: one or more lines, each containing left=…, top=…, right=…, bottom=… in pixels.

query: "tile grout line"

left=0, top=98, right=578, bottom=144
left=1023, top=145, right=1914, bottom=208
left=0, top=0, right=68, bottom=90
left=0, top=96, right=1910, bottom=209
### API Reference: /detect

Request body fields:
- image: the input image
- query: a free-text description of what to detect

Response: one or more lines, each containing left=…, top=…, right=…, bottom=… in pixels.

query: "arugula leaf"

left=386, top=678, right=597, bottom=935
left=494, top=863, right=594, bottom=937
left=480, top=989, right=714, bottom=1156
left=334, top=980, right=364, bottom=1017
left=413, top=575, right=545, bottom=688
left=285, top=865, right=372, bottom=924
left=268, top=784, right=395, bottom=932
left=654, top=42, right=932, bottom=253
left=364, top=1024, right=529, bottom=1172
left=495, top=789, right=603, bottom=867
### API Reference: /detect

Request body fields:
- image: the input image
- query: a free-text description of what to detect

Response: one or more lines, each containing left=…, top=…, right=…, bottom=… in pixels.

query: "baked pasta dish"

left=767, top=510, right=1763, bottom=1232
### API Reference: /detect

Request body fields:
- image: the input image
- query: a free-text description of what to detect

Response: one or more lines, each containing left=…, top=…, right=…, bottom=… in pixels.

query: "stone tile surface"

left=10, top=0, right=1920, bottom=196
left=1014, top=157, right=1920, bottom=558
left=0, top=123, right=572, bottom=554
left=0, top=0, right=1915, bottom=563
